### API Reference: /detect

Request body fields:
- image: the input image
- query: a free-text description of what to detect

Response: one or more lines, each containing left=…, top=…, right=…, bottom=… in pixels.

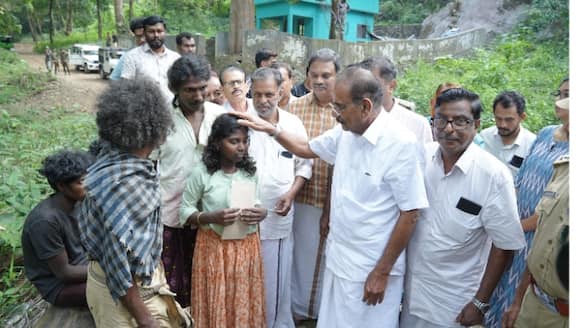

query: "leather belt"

left=530, top=274, right=569, bottom=317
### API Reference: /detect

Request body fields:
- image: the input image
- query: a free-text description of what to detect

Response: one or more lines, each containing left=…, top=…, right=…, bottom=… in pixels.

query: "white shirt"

left=389, top=100, right=433, bottom=143
left=280, top=94, right=298, bottom=111
left=223, top=98, right=257, bottom=116
left=309, top=109, right=429, bottom=281
left=480, top=125, right=536, bottom=177
left=404, top=142, right=526, bottom=326
left=121, top=43, right=180, bottom=103
left=249, top=109, right=312, bottom=240
left=154, top=102, right=226, bottom=227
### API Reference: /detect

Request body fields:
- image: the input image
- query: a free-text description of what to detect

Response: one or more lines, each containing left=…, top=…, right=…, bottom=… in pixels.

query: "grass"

left=397, top=33, right=568, bottom=133
left=0, top=49, right=54, bottom=105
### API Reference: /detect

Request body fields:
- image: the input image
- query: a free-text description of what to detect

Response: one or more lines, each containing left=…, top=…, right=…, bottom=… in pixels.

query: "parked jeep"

left=98, top=47, right=126, bottom=79
left=69, top=44, right=100, bottom=73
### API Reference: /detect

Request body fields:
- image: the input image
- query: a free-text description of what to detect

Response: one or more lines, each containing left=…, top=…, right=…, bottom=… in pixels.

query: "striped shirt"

left=79, top=147, right=163, bottom=300
left=287, top=93, right=337, bottom=209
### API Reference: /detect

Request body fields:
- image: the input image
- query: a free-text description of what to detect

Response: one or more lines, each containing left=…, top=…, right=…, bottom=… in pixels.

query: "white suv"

left=69, top=44, right=100, bottom=73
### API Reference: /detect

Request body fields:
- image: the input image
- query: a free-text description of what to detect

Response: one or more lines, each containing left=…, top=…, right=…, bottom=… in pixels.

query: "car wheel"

left=84, top=63, right=91, bottom=73
left=75, top=65, right=81, bottom=71
left=100, top=66, right=107, bottom=79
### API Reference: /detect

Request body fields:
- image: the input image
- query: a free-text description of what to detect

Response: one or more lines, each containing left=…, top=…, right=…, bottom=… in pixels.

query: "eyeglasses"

left=225, top=79, right=244, bottom=87
left=433, top=116, right=474, bottom=130
left=551, top=90, right=569, bottom=99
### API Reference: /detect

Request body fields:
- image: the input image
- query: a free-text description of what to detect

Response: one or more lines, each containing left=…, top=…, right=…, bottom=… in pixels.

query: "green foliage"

left=377, top=0, right=451, bottom=25
left=522, top=0, right=569, bottom=39
left=0, top=48, right=53, bottom=104
left=33, top=30, right=100, bottom=53
left=0, top=5, right=22, bottom=35
left=398, top=34, right=568, bottom=133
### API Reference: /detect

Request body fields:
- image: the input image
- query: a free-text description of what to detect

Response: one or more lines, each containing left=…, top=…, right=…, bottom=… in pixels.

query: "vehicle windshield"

left=83, top=50, right=98, bottom=56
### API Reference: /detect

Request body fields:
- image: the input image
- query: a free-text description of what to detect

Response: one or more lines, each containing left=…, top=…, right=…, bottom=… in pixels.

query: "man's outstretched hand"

left=229, top=111, right=276, bottom=134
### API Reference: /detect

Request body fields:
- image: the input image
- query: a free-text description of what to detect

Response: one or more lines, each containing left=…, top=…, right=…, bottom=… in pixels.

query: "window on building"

left=357, top=24, right=368, bottom=39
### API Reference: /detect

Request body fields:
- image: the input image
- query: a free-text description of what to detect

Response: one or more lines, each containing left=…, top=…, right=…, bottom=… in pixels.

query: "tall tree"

left=129, top=0, right=134, bottom=21
left=96, top=0, right=102, bottom=40
left=23, top=1, right=40, bottom=41
left=48, top=0, right=55, bottom=45
left=114, top=0, right=125, bottom=35
left=65, top=0, right=72, bottom=35
left=229, top=0, right=255, bottom=54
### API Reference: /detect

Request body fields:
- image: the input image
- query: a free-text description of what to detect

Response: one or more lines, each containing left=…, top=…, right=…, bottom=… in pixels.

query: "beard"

left=148, top=38, right=164, bottom=50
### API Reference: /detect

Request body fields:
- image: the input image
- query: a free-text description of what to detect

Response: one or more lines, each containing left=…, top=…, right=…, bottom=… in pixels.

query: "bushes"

left=33, top=31, right=100, bottom=54
left=398, top=35, right=568, bottom=133
left=0, top=49, right=53, bottom=104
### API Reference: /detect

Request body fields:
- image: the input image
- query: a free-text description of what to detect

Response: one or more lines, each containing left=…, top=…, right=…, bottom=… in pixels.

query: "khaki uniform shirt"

left=516, top=155, right=569, bottom=328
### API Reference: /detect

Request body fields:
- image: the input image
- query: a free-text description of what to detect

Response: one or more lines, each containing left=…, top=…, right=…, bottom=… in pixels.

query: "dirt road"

left=12, top=43, right=108, bottom=113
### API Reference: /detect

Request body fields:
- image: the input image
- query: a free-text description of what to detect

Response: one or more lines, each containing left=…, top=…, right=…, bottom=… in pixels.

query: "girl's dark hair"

left=202, top=114, right=256, bottom=176
left=39, top=149, right=95, bottom=191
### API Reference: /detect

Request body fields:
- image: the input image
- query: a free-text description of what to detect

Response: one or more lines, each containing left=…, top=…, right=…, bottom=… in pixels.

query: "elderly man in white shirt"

left=401, top=88, right=526, bottom=328
left=247, top=67, right=312, bottom=328
left=233, top=66, right=428, bottom=328
left=480, top=91, right=536, bottom=177
left=121, top=15, right=180, bottom=104
left=153, top=55, right=225, bottom=307
left=359, top=56, right=433, bottom=143
left=220, top=65, right=257, bottom=115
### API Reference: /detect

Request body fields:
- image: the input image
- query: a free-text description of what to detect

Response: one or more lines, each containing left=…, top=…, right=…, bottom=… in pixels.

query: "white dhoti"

left=317, top=267, right=403, bottom=328
left=291, top=202, right=326, bottom=319
left=400, top=310, right=462, bottom=328
left=261, top=234, right=295, bottom=328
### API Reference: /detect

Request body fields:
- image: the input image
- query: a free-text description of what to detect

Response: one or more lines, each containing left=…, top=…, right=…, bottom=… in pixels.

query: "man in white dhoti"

left=247, top=67, right=312, bottom=328
left=233, top=66, right=429, bottom=328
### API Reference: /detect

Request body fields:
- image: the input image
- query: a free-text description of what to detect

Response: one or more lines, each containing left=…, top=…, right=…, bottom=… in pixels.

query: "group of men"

left=44, top=46, right=70, bottom=75
left=23, top=12, right=569, bottom=328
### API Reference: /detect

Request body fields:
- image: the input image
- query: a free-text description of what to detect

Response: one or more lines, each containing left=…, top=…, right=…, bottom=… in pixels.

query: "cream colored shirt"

left=480, top=125, right=536, bottom=177
left=154, top=102, right=225, bottom=227
left=121, top=43, right=180, bottom=104
left=388, top=100, right=433, bottom=144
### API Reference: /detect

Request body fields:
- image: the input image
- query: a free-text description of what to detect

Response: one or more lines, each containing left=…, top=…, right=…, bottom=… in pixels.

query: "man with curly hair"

left=79, top=79, right=191, bottom=327
left=22, top=149, right=95, bottom=307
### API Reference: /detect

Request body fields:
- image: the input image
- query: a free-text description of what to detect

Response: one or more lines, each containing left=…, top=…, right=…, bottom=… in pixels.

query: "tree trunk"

left=26, top=10, right=39, bottom=42
left=48, top=0, right=55, bottom=46
left=114, top=0, right=125, bottom=35
left=65, top=0, right=72, bottom=35
left=96, top=0, right=103, bottom=40
left=229, top=0, right=255, bottom=54
left=329, top=0, right=339, bottom=39
left=129, top=0, right=134, bottom=20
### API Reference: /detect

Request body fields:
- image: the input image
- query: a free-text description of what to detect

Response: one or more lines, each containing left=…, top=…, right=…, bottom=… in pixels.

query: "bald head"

left=336, top=66, right=383, bottom=110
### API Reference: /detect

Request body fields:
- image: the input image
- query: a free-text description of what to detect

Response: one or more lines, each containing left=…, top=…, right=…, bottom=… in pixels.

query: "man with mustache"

left=247, top=67, right=312, bottom=328
left=286, top=48, right=340, bottom=324
left=121, top=15, right=180, bottom=104
left=401, top=88, right=525, bottom=328
left=232, top=66, right=428, bottom=328
left=220, top=65, right=256, bottom=114
left=480, top=91, right=536, bottom=177
left=153, top=55, right=225, bottom=308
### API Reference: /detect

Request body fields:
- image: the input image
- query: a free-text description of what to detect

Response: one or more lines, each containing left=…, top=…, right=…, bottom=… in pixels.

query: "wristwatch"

left=472, top=297, right=490, bottom=314
left=269, top=124, right=282, bottom=138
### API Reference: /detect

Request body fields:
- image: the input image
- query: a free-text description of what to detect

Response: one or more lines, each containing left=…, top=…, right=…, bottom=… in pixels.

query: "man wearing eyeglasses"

left=401, top=88, right=526, bottom=328
left=231, top=66, right=428, bottom=328
left=220, top=65, right=256, bottom=114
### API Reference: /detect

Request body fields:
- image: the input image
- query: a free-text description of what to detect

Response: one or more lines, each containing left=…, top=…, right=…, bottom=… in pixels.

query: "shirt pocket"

left=435, top=204, right=482, bottom=246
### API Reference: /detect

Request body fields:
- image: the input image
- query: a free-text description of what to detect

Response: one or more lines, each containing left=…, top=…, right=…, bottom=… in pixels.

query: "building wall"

left=255, top=0, right=377, bottom=41
left=237, top=28, right=488, bottom=77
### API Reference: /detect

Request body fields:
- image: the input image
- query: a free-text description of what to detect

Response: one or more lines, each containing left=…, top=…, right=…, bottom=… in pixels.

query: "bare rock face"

left=420, top=0, right=530, bottom=39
